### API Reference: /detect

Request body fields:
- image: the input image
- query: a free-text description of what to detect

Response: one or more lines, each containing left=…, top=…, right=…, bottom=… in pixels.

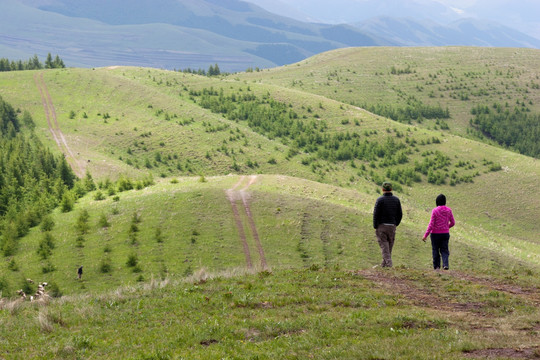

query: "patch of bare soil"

left=463, top=347, right=540, bottom=359
left=356, top=269, right=484, bottom=313
left=449, top=271, right=540, bottom=304
left=199, top=339, right=219, bottom=346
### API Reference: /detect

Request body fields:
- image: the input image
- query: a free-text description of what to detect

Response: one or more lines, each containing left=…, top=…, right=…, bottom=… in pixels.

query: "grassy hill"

left=0, top=47, right=539, bottom=358
left=238, top=46, right=540, bottom=136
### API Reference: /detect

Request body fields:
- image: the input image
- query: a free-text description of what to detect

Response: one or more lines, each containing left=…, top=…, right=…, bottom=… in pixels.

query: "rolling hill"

left=238, top=46, right=540, bottom=139
left=0, top=47, right=539, bottom=358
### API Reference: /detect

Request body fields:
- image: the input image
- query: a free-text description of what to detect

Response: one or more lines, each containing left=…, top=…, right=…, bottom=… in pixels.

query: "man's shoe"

left=443, top=266, right=449, bottom=270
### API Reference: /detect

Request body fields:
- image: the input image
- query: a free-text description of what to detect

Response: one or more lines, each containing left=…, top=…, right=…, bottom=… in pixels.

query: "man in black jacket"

left=373, top=182, right=402, bottom=268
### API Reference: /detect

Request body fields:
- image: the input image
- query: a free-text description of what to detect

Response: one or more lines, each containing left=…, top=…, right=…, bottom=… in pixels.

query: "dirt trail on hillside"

left=226, top=176, right=267, bottom=270
left=448, top=270, right=540, bottom=305
left=226, top=177, right=253, bottom=269
left=240, top=176, right=267, bottom=269
left=34, top=72, right=84, bottom=178
left=357, top=269, right=484, bottom=314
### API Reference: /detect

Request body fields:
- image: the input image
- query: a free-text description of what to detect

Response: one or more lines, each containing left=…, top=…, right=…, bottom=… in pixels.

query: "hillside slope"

left=238, top=46, right=540, bottom=136
left=1, top=48, right=540, bottom=359
left=0, top=53, right=539, bottom=297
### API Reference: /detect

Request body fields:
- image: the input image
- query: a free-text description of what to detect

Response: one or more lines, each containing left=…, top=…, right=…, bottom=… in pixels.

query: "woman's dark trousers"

left=430, top=233, right=450, bottom=269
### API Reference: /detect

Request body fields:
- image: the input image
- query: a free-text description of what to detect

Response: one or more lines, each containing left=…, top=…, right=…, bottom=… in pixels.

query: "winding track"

left=34, top=72, right=84, bottom=178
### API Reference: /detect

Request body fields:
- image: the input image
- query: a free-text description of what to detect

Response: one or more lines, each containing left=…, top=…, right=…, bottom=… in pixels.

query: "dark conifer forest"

left=0, top=54, right=65, bottom=72
left=0, top=96, right=75, bottom=256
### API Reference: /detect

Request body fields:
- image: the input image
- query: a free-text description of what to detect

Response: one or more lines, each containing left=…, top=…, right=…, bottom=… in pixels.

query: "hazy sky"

left=245, top=0, right=540, bottom=39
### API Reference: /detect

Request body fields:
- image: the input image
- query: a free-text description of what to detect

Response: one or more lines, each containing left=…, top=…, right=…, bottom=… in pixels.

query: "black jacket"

left=373, top=192, right=403, bottom=229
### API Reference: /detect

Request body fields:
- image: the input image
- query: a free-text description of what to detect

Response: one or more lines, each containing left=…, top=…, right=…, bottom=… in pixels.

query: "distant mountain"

left=239, top=0, right=319, bottom=23
left=244, top=0, right=540, bottom=40
left=244, top=0, right=463, bottom=25
left=466, top=0, right=540, bottom=39
left=355, top=17, right=540, bottom=48
left=2, top=0, right=389, bottom=71
left=2, top=0, right=539, bottom=71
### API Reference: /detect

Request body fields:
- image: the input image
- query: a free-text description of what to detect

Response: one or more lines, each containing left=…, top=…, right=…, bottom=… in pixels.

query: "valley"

left=0, top=46, right=539, bottom=359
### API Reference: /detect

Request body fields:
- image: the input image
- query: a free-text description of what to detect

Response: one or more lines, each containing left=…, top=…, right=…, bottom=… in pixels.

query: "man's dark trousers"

left=376, top=224, right=396, bottom=267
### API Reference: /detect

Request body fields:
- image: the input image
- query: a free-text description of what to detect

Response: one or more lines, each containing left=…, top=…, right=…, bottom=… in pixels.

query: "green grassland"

left=2, top=267, right=540, bottom=359
left=1, top=47, right=540, bottom=358
left=238, top=47, right=540, bottom=136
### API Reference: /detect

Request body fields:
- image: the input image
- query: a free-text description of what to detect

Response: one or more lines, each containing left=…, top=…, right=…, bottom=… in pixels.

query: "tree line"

left=362, top=101, right=450, bottom=125
left=189, top=87, right=468, bottom=187
left=471, top=103, right=540, bottom=158
left=0, top=95, right=75, bottom=256
left=0, top=53, right=65, bottom=72
left=178, top=64, right=224, bottom=77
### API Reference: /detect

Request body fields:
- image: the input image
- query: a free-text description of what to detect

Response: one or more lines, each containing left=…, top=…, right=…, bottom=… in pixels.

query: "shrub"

left=20, top=277, right=35, bottom=295
left=41, top=261, right=56, bottom=274
left=7, top=258, right=18, bottom=271
left=75, top=235, right=85, bottom=248
left=60, top=192, right=74, bottom=213
left=76, top=210, right=90, bottom=235
left=132, top=212, right=142, bottom=224
left=489, top=163, right=502, bottom=172
left=98, top=213, right=110, bottom=228
left=37, top=232, right=55, bottom=260
left=99, top=258, right=112, bottom=273
left=40, top=216, right=55, bottom=232
left=129, top=223, right=139, bottom=233
left=155, top=228, right=164, bottom=243
left=126, top=253, right=138, bottom=267
left=117, top=176, right=133, bottom=192
left=47, top=282, right=62, bottom=298
left=93, top=190, right=106, bottom=201
left=0, top=277, right=10, bottom=295
left=107, top=186, right=116, bottom=196
left=1, top=224, right=18, bottom=257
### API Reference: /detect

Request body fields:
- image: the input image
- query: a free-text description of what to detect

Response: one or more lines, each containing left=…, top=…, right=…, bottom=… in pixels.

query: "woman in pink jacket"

left=422, top=194, right=455, bottom=270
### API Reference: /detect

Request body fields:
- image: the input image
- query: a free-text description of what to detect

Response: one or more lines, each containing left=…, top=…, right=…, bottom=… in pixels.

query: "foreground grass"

left=1, top=267, right=539, bottom=359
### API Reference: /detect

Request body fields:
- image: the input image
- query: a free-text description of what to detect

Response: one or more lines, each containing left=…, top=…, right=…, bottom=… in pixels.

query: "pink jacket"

left=424, top=205, right=455, bottom=238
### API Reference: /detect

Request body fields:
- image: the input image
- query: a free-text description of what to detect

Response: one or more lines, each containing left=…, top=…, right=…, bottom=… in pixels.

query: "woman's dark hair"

left=436, top=194, right=446, bottom=206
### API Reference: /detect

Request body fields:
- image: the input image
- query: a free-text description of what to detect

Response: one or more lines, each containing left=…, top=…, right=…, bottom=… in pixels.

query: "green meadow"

left=1, top=47, right=539, bottom=359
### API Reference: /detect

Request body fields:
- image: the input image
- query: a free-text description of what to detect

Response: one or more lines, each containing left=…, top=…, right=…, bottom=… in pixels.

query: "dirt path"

left=357, top=269, right=484, bottom=314
left=34, top=72, right=84, bottom=178
left=226, top=177, right=253, bottom=269
left=226, top=176, right=267, bottom=270
left=240, top=176, right=268, bottom=270
left=448, top=270, right=540, bottom=305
